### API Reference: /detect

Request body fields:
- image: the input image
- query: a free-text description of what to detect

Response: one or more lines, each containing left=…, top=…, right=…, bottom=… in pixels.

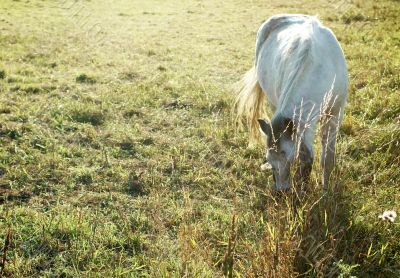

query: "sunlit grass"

left=0, top=0, right=399, bottom=276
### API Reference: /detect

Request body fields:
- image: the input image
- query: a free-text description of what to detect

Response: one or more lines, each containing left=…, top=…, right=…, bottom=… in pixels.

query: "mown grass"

left=0, top=0, right=399, bottom=277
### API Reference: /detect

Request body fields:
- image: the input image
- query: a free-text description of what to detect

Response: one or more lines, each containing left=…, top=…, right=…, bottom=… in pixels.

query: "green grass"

left=0, top=0, right=399, bottom=276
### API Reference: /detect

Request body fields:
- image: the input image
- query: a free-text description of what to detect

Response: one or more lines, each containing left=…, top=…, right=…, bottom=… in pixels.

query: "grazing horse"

left=235, top=14, right=348, bottom=190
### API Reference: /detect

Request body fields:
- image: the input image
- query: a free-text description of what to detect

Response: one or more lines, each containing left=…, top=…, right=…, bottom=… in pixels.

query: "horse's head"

left=258, top=115, right=296, bottom=190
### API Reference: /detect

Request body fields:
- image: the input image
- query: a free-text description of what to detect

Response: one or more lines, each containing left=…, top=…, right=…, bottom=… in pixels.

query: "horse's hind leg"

left=320, top=109, right=343, bottom=188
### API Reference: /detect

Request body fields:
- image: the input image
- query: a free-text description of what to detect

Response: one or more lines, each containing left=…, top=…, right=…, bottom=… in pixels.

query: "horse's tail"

left=234, top=66, right=265, bottom=145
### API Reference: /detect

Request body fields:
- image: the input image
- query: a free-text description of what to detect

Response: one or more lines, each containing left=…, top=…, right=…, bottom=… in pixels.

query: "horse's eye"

left=280, top=150, right=286, bottom=155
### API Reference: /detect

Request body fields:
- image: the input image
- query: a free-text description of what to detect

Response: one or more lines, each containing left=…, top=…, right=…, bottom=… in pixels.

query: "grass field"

left=0, top=0, right=399, bottom=276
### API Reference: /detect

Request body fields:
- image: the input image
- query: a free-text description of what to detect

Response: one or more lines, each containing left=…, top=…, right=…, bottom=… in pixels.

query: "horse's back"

left=255, top=14, right=348, bottom=117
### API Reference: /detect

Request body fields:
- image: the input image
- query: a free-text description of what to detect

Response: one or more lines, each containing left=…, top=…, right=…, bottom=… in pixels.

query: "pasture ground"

left=0, top=0, right=399, bottom=276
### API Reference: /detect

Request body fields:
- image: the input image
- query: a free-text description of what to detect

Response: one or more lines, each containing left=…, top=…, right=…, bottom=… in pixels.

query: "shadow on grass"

left=293, top=181, right=400, bottom=277
left=0, top=187, right=32, bottom=205
left=293, top=184, right=353, bottom=277
left=246, top=176, right=361, bottom=276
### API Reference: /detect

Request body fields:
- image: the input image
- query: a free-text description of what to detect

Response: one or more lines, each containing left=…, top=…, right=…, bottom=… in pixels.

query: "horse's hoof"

left=270, top=185, right=291, bottom=198
left=272, top=184, right=291, bottom=191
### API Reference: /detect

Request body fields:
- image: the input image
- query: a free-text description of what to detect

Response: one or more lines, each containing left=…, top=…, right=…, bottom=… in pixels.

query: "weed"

left=75, top=73, right=97, bottom=84
left=69, top=107, right=106, bottom=126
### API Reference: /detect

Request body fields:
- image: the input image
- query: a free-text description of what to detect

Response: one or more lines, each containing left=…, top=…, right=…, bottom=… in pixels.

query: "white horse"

left=235, top=14, right=348, bottom=190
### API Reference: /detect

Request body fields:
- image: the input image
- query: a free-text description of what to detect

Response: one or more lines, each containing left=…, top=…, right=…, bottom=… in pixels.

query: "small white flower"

left=378, top=210, right=397, bottom=223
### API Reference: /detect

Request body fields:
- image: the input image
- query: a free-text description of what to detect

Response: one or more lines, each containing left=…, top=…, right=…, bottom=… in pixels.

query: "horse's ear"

left=258, top=119, right=272, bottom=137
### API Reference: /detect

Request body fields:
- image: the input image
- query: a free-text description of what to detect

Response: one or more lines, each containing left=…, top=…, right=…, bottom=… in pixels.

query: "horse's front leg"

left=320, top=115, right=340, bottom=188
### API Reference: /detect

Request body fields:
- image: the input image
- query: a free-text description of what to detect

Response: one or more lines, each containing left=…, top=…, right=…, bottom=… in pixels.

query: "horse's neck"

left=276, top=92, right=319, bottom=153
left=280, top=96, right=320, bottom=129
left=293, top=117, right=317, bottom=154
